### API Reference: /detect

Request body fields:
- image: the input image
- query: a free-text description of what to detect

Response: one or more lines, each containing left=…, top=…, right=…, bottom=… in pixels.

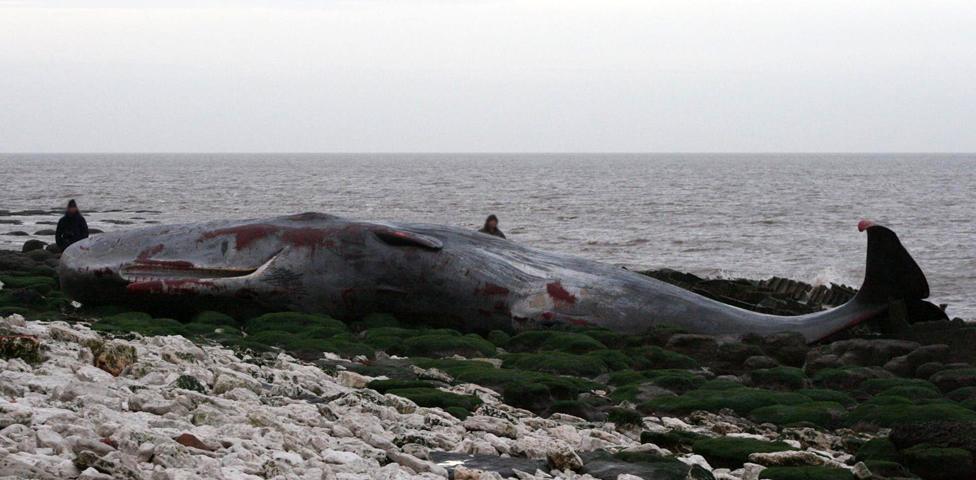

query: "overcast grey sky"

left=1, top=0, right=974, bottom=152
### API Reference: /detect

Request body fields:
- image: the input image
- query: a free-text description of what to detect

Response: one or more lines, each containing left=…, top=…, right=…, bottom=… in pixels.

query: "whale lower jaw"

left=119, top=251, right=282, bottom=293
left=120, top=264, right=260, bottom=282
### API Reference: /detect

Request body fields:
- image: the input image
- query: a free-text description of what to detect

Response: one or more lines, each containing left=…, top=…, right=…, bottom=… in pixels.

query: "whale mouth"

left=118, top=251, right=280, bottom=283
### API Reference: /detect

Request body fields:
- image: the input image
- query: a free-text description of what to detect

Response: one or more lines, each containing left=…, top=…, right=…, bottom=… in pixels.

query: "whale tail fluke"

left=854, top=220, right=929, bottom=304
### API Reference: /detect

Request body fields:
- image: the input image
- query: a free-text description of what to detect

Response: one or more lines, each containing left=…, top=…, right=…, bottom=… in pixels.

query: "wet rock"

left=747, top=450, right=839, bottom=468
left=890, top=420, right=976, bottom=452
left=21, top=239, right=46, bottom=252
left=665, top=334, right=719, bottom=361
left=429, top=452, right=545, bottom=478
left=906, top=344, right=950, bottom=366
left=901, top=445, right=975, bottom=480
left=829, top=339, right=919, bottom=367
left=812, top=367, right=892, bottom=391
left=743, top=355, right=779, bottom=370
left=914, top=361, right=946, bottom=379
left=753, top=332, right=809, bottom=367
left=930, top=367, right=976, bottom=392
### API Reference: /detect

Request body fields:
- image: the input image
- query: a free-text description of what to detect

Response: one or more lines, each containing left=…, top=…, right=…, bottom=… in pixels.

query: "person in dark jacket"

left=478, top=214, right=506, bottom=239
left=55, top=199, right=89, bottom=251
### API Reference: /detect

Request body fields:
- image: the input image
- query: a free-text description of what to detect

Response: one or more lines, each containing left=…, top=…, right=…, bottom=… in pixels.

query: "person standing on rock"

left=55, top=199, right=89, bottom=251
left=478, top=214, right=506, bottom=239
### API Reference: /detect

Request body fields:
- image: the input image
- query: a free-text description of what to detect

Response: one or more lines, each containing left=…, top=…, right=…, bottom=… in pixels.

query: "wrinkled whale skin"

left=59, top=213, right=928, bottom=342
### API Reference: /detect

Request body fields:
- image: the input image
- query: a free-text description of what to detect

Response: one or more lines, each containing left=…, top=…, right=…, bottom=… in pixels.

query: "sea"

left=1, top=153, right=973, bottom=319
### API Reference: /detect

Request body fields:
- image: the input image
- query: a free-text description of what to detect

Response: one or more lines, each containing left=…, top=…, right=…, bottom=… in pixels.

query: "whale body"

left=59, top=213, right=930, bottom=343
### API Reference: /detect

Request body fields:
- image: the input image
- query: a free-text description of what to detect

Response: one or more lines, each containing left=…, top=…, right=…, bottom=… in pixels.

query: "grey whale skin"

left=59, top=213, right=929, bottom=343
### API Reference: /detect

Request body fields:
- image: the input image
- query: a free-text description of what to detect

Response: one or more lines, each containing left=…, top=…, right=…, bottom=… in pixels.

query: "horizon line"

left=2, top=151, right=975, bottom=156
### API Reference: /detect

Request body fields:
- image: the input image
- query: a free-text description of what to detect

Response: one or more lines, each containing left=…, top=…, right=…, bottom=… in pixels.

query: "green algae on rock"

left=692, top=437, right=795, bottom=469
left=759, top=466, right=854, bottom=480
left=0, top=334, right=42, bottom=364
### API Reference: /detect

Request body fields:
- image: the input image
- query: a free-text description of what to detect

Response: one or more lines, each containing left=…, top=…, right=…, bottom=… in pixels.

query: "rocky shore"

left=2, top=247, right=976, bottom=480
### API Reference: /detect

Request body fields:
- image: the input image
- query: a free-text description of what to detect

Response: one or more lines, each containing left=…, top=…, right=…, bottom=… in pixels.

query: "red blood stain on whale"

left=546, top=282, right=576, bottom=304
left=476, top=283, right=510, bottom=296
left=199, top=224, right=281, bottom=249
left=200, top=224, right=337, bottom=250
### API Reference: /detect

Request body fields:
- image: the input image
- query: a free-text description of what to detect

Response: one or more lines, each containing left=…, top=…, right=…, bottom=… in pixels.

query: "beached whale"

left=59, top=213, right=929, bottom=342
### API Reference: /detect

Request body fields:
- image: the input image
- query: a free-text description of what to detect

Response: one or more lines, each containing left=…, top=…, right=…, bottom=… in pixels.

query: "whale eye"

left=374, top=229, right=443, bottom=251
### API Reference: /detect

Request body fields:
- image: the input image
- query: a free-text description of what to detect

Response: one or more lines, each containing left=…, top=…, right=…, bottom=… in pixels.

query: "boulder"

left=90, top=341, right=137, bottom=376
left=21, top=239, right=46, bottom=253
left=930, top=367, right=976, bottom=393
left=914, top=362, right=946, bottom=379
left=829, top=339, right=919, bottom=367
left=744, top=356, right=779, bottom=371
left=755, top=332, right=809, bottom=367
left=0, top=335, right=42, bottom=364
left=665, top=334, right=719, bottom=361
left=747, top=450, right=836, bottom=467
left=890, top=420, right=976, bottom=452
left=547, top=445, right=584, bottom=472
left=462, top=415, right=518, bottom=439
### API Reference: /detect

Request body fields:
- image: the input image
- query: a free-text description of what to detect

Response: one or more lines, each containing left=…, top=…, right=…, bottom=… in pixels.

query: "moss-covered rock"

left=384, top=387, right=481, bottom=415
left=854, top=437, right=898, bottom=463
left=411, top=358, right=597, bottom=413
left=606, top=407, right=643, bottom=426
left=758, top=466, right=853, bottom=480
left=586, top=349, right=631, bottom=371
left=353, top=313, right=400, bottom=329
left=749, top=367, right=807, bottom=391
left=174, top=374, right=206, bottom=393
left=847, top=399, right=976, bottom=427
left=946, top=386, right=976, bottom=403
left=92, top=312, right=188, bottom=337
left=876, top=385, right=943, bottom=400
left=644, top=386, right=812, bottom=416
left=858, top=377, right=939, bottom=396
left=796, top=389, right=856, bottom=407
left=692, top=437, right=794, bottom=469
left=506, top=330, right=607, bottom=354
left=861, top=460, right=913, bottom=479
left=90, top=340, right=137, bottom=376
left=401, top=334, right=495, bottom=358
left=645, top=369, right=707, bottom=394
left=812, top=367, right=892, bottom=391
left=0, top=335, right=42, bottom=364
left=750, top=401, right=846, bottom=428
left=367, top=379, right=438, bottom=394
left=246, top=312, right=347, bottom=337
left=487, top=330, right=510, bottom=347
left=191, top=311, right=238, bottom=326
left=608, top=369, right=648, bottom=386
left=581, top=449, right=713, bottom=480
left=901, top=445, right=975, bottom=480
left=579, top=328, right=635, bottom=349
left=628, top=346, right=699, bottom=370
left=502, top=351, right=608, bottom=377
left=640, top=430, right=704, bottom=453
left=0, top=275, right=56, bottom=293
left=930, top=368, right=976, bottom=393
